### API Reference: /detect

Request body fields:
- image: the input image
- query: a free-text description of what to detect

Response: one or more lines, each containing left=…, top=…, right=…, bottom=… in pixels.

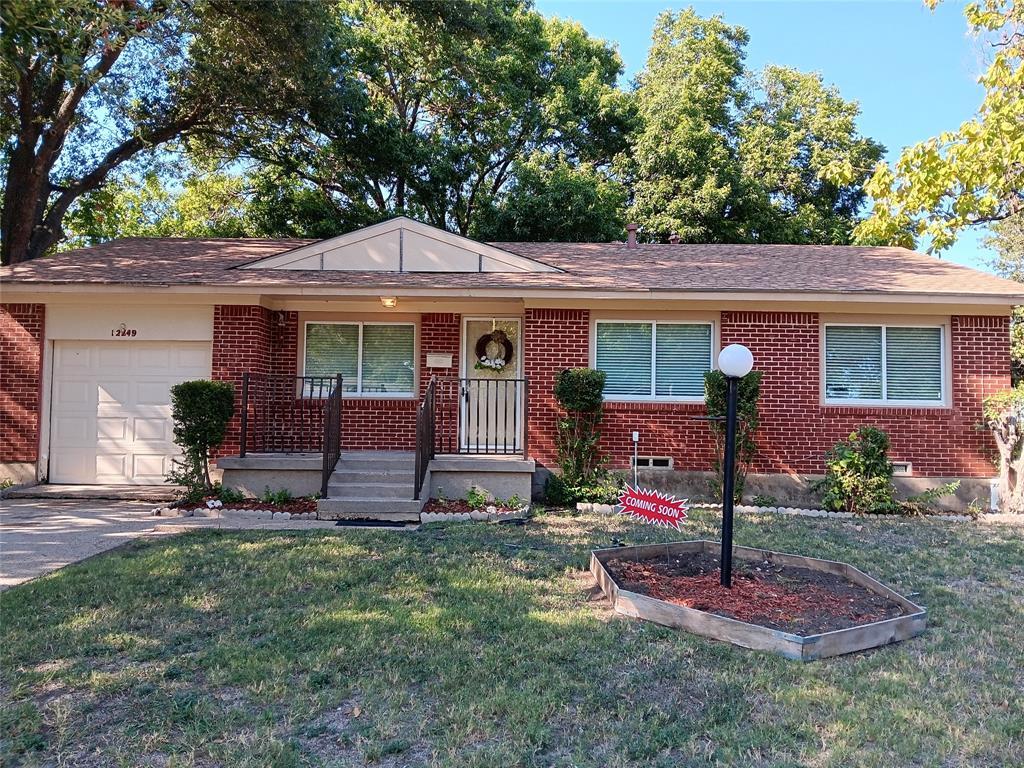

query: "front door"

left=461, top=318, right=523, bottom=452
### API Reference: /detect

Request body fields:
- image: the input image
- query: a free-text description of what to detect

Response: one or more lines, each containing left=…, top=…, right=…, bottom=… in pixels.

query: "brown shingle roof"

left=2, top=236, right=1022, bottom=299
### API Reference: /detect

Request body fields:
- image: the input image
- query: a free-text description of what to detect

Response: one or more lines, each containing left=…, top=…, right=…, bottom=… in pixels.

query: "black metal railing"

left=239, top=373, right=340, bottom=456
left=433, top=377, right=528, bottom=456
left=414, top=377, right=437, bottom=500
left=321, top=377, right=344, bottom=498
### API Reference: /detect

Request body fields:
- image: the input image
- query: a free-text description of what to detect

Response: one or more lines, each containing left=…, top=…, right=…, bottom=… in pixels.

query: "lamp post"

left=717, top=343, right=754, bottom=588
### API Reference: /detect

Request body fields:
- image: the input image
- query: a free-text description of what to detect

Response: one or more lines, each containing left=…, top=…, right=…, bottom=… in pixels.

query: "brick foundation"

left=0, top=304, right=44, bottom=465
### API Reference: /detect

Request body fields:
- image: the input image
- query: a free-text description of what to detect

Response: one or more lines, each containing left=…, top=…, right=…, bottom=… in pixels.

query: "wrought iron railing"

left=239, top=373, right=341, bottom=456
left=433, top=377, right=528, bottom=456
left=414, top=377, right=437, bottom=500
left=321, top=377, right=344, bottom=498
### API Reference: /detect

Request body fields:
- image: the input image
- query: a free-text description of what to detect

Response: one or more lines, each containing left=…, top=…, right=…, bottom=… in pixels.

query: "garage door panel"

left=133, top=417, right=169, bottom=441
left=96, top=417, right=128, bottom=440
left=50, top=340, right=212, bottom=485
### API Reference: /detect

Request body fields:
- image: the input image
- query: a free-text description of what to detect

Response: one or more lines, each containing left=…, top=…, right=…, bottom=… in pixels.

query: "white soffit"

left=239, top=217, right=561, bottom=273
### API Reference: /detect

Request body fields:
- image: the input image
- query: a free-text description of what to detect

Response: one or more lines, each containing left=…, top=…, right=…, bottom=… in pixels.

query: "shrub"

left=466, top=486, right=491, bottom=509
left=821, top=426, right=899, bottom=514
left=260, top=487, right=293, bottom=505
left=553, top=368, right=607, bottom=482
left=166, top=380, right=235, bottom=500
left=704, top=369, right=763, bottom=502
left=546, top=471, right=624, bottom=506
left=217, top=484, right=247, bottom=504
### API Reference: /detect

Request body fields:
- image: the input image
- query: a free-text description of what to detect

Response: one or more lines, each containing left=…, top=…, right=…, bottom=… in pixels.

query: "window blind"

left=825, top=325, right=943, bottom=403
left=305, top=324, right=358, bottom=392
left=361, top=325, right=415, bottom=394
left=304, top=323, right=415, bottom=395
left=596, top=323, right=651, bottom=396
left=656, top=324, right=712, bottom=397
left=595, top=321, right=711, bottom=399
left=885, top=327, right=942, bottom=401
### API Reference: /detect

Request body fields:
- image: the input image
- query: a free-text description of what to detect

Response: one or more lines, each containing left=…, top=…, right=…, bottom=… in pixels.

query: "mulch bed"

left=605, top=551, right=905, bottom=635
left=172, top=497, right=319, bottom=514
left=422, top=498, right=521, bottom=515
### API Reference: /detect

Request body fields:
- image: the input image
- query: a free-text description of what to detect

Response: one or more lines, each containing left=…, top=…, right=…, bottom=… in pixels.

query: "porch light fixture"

left=717, top=343, right=754, bottom=588
left=380, top=296, right=398, bottom=308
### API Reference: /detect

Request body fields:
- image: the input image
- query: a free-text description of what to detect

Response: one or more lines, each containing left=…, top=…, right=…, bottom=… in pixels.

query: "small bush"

left=260, top=487, right=293, bottom=505
left=166, top=380, right=234, bottom=500
left=822, top=426, right=899, bottom=514
left=217, top=484, right=247, bottom=504
left=545, top=472, right=624, bottom=506
left=466, top=486, right=491, bottom=509
left=751, top=494, right=778, bottom=507
left=900, top=481, right=961, bottom=516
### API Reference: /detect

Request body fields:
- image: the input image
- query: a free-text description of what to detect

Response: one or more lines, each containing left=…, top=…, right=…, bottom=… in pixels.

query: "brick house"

left=2, top=217, right=1021, bottom=517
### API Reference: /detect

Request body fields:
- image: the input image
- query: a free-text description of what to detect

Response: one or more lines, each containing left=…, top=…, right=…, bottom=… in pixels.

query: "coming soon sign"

left=617, top=485, right=689, bottom=531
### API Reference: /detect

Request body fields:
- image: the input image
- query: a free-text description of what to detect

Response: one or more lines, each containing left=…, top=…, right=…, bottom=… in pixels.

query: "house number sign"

left=111, top=323, right=138, bottom=338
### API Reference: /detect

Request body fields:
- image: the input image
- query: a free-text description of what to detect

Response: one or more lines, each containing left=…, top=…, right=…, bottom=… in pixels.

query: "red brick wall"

left=0, top=304, right=44, bottom=464
left=523, top=309, right=1008, bottom=478
left=523, top=309, right=590, bottom=467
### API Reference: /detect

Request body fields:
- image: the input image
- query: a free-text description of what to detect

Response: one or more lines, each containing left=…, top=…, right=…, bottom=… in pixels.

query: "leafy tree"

left=1, top=0, right=345, bottom=264
left=211, top=1, right=633, bottom=237
left=64, top=168, right=252, bottom=247
left=986, top=215, right=1024, bottom=381
left=855, top=0, right=1023, bottom=252
left=738, top=66, right=884, bottom=244
left=623, top=9, right=751, bottom=243
left=625, top=10, right=881, bottom=244
left=470, top=154, right=627, bottom=242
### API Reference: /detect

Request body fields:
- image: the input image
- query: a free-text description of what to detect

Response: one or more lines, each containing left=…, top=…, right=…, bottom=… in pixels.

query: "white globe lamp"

left=718, top=344, right=754, bottom=379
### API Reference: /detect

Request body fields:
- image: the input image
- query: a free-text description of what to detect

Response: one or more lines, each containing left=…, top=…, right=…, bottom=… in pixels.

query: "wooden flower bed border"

left=590, top=540, right=926, bottom=661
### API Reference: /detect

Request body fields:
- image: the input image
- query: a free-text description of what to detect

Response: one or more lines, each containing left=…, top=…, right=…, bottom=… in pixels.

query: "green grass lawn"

left=2, top=509, right=1022, bottom=768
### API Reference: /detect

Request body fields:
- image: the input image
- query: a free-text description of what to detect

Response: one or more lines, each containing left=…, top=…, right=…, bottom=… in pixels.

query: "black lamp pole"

left=720, top=374, right=739, bottom=588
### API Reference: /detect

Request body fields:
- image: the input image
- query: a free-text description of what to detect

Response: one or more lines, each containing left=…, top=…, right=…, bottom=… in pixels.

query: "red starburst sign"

left=617, top=485, right=689, bottom=530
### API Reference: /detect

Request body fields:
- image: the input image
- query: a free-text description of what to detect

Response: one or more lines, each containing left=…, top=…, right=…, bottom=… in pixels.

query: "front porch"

left=217, top=373, right=536, bottom=521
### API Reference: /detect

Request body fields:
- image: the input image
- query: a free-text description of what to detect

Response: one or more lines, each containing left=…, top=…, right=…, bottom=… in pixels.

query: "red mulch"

left=607, top=552, right=904, bottom=635
left=174, top=497, right=318, bottom=513
left=422, top=498, right=520, bottom=514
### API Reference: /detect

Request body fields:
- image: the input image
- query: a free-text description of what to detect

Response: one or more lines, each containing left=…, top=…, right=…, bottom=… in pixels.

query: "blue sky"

left=535, top=0, right=993, bottom=271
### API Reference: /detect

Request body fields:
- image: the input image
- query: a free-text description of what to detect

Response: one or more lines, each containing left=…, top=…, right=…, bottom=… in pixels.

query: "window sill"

left=821, top=402, right=953, bottom=416
left=604, top=400, right=706, bottom=412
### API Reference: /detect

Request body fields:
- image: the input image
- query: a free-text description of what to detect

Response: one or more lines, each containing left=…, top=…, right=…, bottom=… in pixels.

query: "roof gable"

left=238, top=217, right=561, bottom=273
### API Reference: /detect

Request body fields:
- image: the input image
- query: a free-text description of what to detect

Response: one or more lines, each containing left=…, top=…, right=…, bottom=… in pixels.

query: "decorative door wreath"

left=474, top=329, right=514, bottom=372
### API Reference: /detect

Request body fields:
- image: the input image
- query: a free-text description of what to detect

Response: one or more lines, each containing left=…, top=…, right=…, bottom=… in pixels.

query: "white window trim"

left=302, top=320, right=417, bottom=398
left=822, top=322, right=948, bottom=407
left=591, top=319, right=715, bottom=403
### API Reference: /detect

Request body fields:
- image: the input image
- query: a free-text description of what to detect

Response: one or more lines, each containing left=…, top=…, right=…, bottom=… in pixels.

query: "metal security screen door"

left=461, top=318, right=524, bottom=452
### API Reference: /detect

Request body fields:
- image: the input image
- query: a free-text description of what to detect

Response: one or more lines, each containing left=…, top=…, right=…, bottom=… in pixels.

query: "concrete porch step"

left=317, top=497, right=422, bottom=522
left=329, top=468, right=415, bottom=485
left=335, top=452, right=415, bottom=471
left=326, top=482, right=412, bottom=500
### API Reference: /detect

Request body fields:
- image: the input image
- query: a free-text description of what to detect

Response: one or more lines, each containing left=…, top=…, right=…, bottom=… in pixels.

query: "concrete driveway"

left=0, top=499, right=164, bottom=590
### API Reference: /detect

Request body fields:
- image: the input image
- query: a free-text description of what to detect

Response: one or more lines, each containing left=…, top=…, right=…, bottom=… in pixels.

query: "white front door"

left=49, top=341, right=212, bottom=484
left=461, top=318, right=523, bottom=452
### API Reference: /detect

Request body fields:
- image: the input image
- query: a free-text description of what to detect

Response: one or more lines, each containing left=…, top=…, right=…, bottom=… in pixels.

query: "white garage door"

left=50, top=341, right=212, bottom=484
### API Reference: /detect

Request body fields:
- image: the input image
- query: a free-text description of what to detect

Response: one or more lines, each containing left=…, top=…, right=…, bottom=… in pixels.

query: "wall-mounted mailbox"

left=426, top=353, right=453, bottom=369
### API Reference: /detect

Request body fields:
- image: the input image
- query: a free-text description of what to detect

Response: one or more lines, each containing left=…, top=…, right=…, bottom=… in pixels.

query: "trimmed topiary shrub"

left=704, top=369, right=763, bottom=502
left=546, top=367, right=619, bottom=505
left=166, top=380, right=235, bottom=500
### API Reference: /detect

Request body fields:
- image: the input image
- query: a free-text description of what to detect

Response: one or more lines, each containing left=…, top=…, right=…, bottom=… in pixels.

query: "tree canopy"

left=6, top=2, right=889, bottom=260
left=855, top=0, right=1023, bottom=252
left=623, top=9, right=883, bottom=244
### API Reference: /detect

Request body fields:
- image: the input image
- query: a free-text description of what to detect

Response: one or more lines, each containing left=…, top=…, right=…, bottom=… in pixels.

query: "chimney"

left=668, top=233, right=680, bottom=244
left=626, top=223, right=638, bottom=249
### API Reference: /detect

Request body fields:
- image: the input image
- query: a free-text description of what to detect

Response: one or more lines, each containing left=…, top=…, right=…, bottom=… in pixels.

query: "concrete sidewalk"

left=0, top=500, right=366, bottom=591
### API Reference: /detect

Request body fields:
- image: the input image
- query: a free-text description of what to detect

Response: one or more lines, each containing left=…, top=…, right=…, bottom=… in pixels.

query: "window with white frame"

left=595, top=321, right=712, bottom=400
left=823, top=324, right=944, bottom=404
left=304, top=322, right=415, bottom=396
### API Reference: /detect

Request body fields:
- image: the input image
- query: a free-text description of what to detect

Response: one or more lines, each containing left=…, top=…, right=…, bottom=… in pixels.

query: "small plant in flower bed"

left=423, top=488, right=526, bottom=515
left=170, top=484, right=318, bottom=513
